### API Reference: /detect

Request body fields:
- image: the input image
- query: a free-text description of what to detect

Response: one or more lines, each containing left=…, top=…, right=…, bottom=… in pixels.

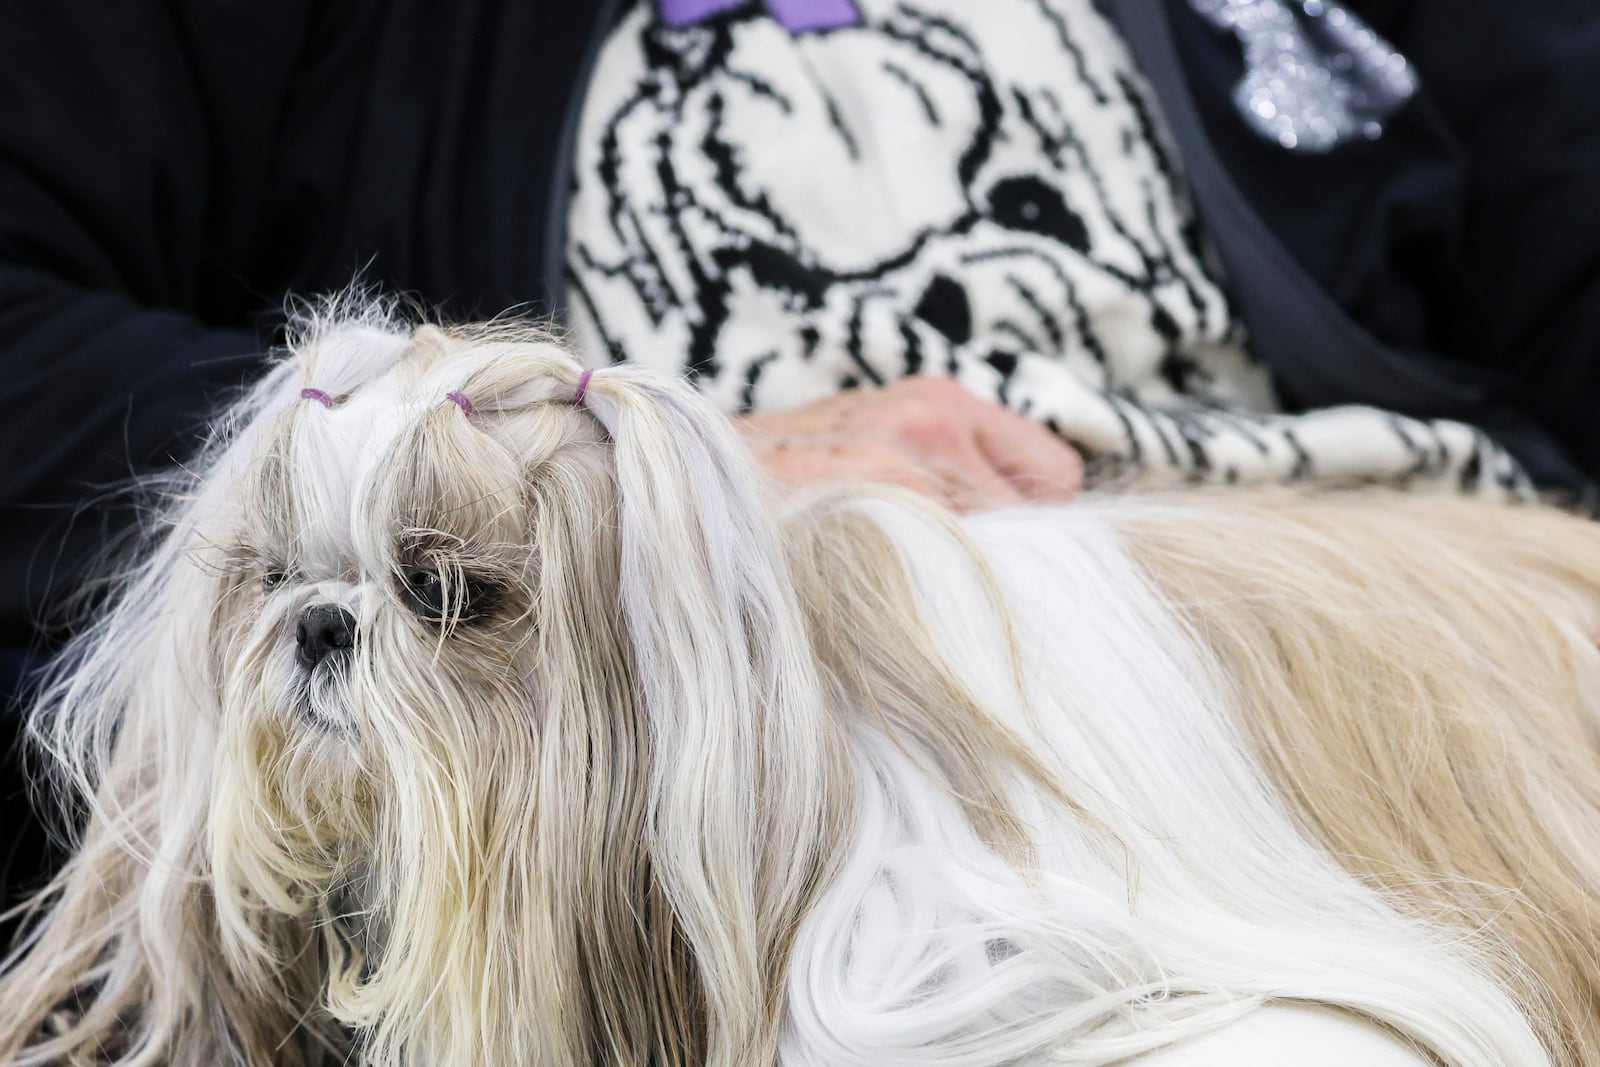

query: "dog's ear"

left=0, top=368, right=344, bottom=1066
left=577, top=371, right=850, bottom=1061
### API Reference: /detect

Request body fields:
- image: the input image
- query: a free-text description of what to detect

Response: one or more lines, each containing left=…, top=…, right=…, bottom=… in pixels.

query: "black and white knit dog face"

left=566, top=0, right=1526, bottom=495
left=565, top=0, right=1262, bottom=413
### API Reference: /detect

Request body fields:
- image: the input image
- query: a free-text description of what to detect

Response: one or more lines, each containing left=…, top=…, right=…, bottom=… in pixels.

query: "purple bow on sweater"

left=658, top=0, right=862, bottom=33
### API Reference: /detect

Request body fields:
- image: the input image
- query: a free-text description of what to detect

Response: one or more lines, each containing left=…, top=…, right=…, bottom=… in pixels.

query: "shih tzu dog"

left=3, top=306, right=1600, bottom=1067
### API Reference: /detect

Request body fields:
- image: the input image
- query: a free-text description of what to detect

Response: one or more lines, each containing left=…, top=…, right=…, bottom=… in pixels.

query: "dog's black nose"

left=296, top=603, right=356, bottom=671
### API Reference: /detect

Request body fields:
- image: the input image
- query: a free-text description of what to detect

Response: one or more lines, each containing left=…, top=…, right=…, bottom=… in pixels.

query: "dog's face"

left=210, top=325, right=610, bottom=740
left=187, top=323, right=723, bottom=1063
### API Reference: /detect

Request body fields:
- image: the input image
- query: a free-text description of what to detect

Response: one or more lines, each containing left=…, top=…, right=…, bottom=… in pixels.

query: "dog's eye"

left=261, top=569, right=290, bottom=593
left=402, top=567, right=445, bottom=615
left=400, top=566, right=502, bottom=624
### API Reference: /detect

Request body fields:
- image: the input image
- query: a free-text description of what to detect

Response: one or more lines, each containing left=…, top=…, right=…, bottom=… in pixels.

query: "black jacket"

left=0, top=1, right=596, bottom=679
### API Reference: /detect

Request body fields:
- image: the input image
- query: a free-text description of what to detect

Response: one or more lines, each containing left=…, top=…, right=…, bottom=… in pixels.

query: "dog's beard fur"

left=1, top=306, right=1598, bottom=1066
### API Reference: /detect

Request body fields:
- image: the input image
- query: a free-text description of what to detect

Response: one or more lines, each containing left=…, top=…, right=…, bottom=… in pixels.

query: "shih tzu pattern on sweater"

left=563, top=0, right=1527, bottom=495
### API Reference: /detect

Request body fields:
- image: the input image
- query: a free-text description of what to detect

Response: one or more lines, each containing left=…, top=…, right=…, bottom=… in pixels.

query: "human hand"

left=736, top=376, right=1083, bottom=512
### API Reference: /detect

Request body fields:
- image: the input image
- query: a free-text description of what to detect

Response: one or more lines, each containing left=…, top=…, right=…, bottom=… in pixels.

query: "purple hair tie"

left=573, top=368, right=595, bottom=405
left=446, top=390, right=474, bottom=415
left=300, top=388, right=334, bottom=408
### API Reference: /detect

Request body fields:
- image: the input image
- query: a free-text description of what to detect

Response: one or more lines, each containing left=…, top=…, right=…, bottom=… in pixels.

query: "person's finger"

left=943, top=479, right=1023, bottom=514
left=841, top=443, right=954, bottom=502
left=921, top=443, right=1026, bottom=512
left=759, top=438, right=940, bottom=500
left=973, top=408, right=1085, bottom=500
left=849, top=382, right=1023, bottom=504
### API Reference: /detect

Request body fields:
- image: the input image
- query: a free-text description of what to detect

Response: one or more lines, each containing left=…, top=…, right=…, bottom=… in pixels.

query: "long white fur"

left=0, top=309, right=1551, bottom=1066
left=780, top=499, right=1543, bottom=1065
